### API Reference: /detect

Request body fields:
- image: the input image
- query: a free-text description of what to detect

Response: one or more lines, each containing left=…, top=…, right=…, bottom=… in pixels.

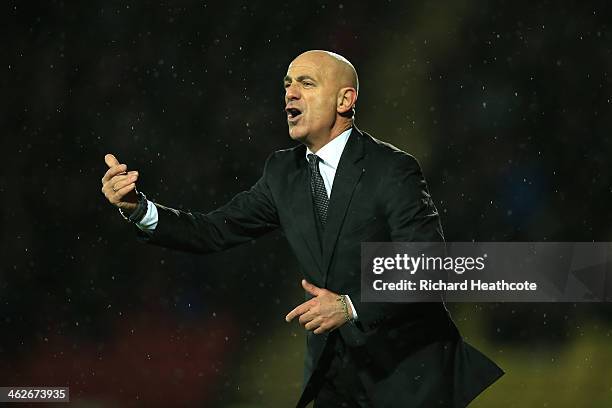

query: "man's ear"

left=337, top=87, right=357, bottom=115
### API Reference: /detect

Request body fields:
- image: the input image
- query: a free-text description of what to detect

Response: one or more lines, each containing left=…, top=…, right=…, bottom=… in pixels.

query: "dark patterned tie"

left=307, top=154, right=329, bottom=227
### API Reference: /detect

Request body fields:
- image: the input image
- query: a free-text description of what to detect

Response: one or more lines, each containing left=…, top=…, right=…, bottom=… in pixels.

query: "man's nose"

left=285, top=83, right=300, bottom=101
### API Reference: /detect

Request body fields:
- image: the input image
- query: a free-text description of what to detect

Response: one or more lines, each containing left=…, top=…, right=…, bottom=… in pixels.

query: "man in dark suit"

left=101, top=50, right=503, bottom=407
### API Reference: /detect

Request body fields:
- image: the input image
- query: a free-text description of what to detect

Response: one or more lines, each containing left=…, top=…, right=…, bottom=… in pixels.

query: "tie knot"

left=307, top=154, right=321, bottom=170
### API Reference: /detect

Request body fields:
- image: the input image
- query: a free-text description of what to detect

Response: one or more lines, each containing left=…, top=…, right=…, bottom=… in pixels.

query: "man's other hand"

left=285, top=280, right=353, bottom=335
left=101, top=153, right=139, bottom=213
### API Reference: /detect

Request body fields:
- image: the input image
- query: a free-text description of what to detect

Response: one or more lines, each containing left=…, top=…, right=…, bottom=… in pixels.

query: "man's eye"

left=303, top=82, right=313, bottom=87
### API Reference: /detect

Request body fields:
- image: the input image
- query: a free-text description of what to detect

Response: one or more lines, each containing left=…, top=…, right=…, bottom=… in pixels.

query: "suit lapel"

left=287, top=147, right=324, bottom=277
left=321, top=128, right=365, bottom=284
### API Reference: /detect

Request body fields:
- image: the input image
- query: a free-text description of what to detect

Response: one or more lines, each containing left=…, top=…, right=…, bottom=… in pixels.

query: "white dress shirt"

left=135, top=127, right=358, bottom=319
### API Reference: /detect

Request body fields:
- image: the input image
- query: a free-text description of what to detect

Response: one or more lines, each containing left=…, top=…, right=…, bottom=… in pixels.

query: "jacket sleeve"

left=354, top=152, right=445, bottom=332
left=138, top=153, right=280, bottom=254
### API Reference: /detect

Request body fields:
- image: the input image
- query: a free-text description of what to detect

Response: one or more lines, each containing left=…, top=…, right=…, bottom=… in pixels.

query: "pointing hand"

left=285, top=280, right=353, bottom=335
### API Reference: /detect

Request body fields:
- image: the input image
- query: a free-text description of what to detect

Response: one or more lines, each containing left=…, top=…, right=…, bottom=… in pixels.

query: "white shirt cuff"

left=135, top=199, right=158, bottom=232
left=345, top=295, right=358, bottom=321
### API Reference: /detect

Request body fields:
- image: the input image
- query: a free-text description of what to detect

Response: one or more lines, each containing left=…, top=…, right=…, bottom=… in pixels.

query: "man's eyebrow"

left=296, top=75, right=316, bottom=83
left=283, top=75, right=317, bottom=84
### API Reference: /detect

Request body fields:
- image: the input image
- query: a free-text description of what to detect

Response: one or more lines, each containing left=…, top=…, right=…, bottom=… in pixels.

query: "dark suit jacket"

left=140, top=127, right=503, bottom=407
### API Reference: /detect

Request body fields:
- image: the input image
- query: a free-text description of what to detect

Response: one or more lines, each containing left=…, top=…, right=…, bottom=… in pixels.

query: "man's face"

left=284, top=55, right=338, bottom=143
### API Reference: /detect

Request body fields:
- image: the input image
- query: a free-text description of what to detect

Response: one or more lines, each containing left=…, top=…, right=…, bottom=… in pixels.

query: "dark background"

left=2, top=0, right=612, bottom=406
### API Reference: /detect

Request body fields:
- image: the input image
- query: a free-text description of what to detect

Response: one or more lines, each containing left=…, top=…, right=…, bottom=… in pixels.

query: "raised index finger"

left=285, top=300, right=313, bottom=322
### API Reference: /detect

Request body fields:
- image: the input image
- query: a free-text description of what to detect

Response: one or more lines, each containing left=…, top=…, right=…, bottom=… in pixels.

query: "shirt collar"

left=305, top=128, right=352, bottom=170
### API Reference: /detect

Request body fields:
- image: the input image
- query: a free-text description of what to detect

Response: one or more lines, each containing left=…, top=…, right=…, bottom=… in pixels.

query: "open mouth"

left=286, top=108, right=302, bottom=121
